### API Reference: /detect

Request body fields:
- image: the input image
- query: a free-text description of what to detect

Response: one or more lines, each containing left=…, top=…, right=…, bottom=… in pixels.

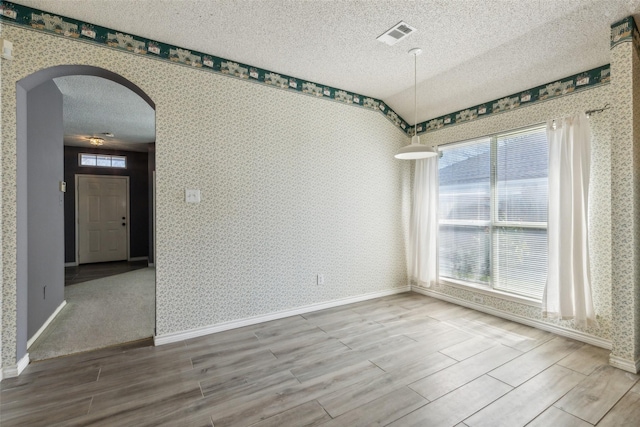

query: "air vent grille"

left=377, top=21, right=417, bottom=46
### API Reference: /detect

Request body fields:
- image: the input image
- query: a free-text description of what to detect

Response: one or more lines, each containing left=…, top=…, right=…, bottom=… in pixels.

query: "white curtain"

left=544, top=113, right=596, bottom=327
left=408, top=156, right=438, bottom=287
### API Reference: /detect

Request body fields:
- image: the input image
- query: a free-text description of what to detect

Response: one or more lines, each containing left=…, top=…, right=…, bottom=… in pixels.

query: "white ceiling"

left=19, top=0, right=640, bottom=128
left=53, top=75, right=155, bottom=152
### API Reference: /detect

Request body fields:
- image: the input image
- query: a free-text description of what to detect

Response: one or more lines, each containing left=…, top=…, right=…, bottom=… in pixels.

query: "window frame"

left=78, top=153, right=127, bottom=169
left=437, top=124, right=547, bottom=302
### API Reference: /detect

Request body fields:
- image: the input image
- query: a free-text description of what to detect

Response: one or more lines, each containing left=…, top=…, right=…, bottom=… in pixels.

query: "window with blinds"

left=438, top=125, right=548, bottom=299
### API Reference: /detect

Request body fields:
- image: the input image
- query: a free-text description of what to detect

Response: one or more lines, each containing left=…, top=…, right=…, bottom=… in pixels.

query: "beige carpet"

left=29, top=267, right=155, bottom=361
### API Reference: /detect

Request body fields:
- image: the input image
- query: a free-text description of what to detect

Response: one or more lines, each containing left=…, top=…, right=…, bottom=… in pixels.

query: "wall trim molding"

left=2, top=353, right=30, bottom=379
left=64, top=261, right=77, bottom=267
left=154, top=286, right=410, bottom=345
left=412, top=286, right=612, bottom=350
left=609, top=355, right=640, bottom=374
left=0, top=1, right=614, bottom=138
left=0, top=1, right=409, bottom=134
left=414, top=65, right=609, bottom=136
left=27, top=300, right=66, bottom=349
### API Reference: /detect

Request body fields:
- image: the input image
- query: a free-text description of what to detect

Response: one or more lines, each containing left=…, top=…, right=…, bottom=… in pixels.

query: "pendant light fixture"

left=395, top=48, right=437, bottom=160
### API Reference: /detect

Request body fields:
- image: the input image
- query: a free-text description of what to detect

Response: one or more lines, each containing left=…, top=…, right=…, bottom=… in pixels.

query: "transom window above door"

left=79, top=153, right=127, bottom=168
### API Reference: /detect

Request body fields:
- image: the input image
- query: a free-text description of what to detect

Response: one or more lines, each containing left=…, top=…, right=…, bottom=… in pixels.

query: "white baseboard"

left=148, top=262, right=155, bottom=267
left=609, top=355, right=640, bottom=374
left=129, top=256, right=148, bottom=262
left=413, top=286, right=612, bottom=350
left=64, top=262, right=78, bottom=267
left=154, top=286, right=410, bottom=346
left=27, top=300, right=67, bottom=349
left=2, top=353, right=30, bottom=379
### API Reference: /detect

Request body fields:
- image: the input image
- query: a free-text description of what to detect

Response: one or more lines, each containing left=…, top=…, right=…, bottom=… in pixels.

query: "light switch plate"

left=1, top=39, right=13, bottom=60
left=185, top=189, right=201, bottom=203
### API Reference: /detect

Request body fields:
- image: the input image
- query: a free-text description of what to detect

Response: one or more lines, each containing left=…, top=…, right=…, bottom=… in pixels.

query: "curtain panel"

left=408, top=156, right=439, bottom=287
left=543, top=113, right=596, bottom=327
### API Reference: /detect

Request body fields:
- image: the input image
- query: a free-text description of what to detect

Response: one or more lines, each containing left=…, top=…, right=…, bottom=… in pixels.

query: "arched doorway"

left=16, top=65, right=156, bottom=362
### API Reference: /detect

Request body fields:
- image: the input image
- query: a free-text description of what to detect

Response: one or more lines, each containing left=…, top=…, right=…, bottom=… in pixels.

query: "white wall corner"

left=27, top=300, right=66, bottom=349
left=2, top=353, right=30, bottom=379
left=154, top=286, right=411, bottom=346
left=413, top=286, right=612, bottom=350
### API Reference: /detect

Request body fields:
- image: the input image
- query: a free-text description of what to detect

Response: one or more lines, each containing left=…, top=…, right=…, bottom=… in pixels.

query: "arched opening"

left=16, top=65, right=156, bottom=362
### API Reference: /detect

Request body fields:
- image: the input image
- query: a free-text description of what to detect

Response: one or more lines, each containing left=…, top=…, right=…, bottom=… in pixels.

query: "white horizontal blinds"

left=493, top=227, right=548, bottom=299
left=493, top=126, right=548, bottom=299
left=495, top=127, right=548, bottom=223
left=438, top=139, right=491, bottom=284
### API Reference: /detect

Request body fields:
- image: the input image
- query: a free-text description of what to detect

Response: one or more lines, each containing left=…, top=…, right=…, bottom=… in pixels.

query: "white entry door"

left=77, top=175, right=129, bottom=264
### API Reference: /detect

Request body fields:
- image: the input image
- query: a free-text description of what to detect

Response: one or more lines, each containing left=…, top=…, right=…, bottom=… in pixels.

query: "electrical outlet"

left=185, top=189, right=201, bottom=204
left=472, top=295, right=483, bottom=304
left=317, top=274, right=324, bottom=285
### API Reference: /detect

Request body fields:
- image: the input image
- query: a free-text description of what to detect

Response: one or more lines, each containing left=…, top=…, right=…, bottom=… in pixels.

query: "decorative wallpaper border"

left=0, top=1, right=411, bottom=133
left=0, top=2, right=623, bottom=138
left=611, top=16, right=638, bottom=49
left=414, top=64, right=610, bottom=136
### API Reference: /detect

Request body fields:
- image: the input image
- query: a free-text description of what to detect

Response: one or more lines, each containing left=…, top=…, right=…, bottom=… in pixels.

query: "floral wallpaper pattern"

left=610, top=38, right=640, bottom=365
left=0, top=25, right=411, bottom=366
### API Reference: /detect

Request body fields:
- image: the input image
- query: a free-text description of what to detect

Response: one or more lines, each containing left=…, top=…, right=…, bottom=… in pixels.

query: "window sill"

left=437, top=278, right=542, bottom=308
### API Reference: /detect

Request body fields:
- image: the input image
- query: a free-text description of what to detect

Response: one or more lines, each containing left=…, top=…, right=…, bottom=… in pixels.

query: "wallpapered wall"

left=420, top=84, right=613, bottom=343
left=0, top=44, right=3, bottom=371
left=0, top=26, right=411, bottom=366
left=609, top=40, right=640, bottom=366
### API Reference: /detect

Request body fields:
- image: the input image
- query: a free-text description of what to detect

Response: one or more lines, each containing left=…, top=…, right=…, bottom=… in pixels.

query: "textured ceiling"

left=53, top=75, right=155, bottom=152
left=17, top=0, right=640, bottom=128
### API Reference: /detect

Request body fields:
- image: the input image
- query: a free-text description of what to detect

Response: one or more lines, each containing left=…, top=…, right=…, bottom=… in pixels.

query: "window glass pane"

left=493, top=227, right=548, bottom=299
left=496, top=128, right=548, bottom=223
left=439, top=140, right=491, bottom=221
left=439, top=139, right=491, bottom=285
left=439, top=225, right=490, bottom=284
left=111, top=156, right=126, bottom=168
left=96, top=155, right=111, bottom=167
left=437, top=126, right=548, bottom=300
left=80, top=154, right=96, bottom=166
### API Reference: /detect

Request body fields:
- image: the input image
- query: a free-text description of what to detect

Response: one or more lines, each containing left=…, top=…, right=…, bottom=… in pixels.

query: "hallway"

left=28, top=267, right=155, bottom=361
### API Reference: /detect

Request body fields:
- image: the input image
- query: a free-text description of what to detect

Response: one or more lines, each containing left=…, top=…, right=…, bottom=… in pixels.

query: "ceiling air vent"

left=376, top=21, right=417, bottom=46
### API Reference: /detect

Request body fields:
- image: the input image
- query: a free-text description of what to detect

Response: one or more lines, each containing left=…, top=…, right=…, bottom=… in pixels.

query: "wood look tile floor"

left=2, top=292, right=638, bottom=426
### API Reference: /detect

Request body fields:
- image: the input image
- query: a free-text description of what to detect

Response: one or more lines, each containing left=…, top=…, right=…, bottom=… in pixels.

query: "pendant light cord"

left=414, top=51, right=417, bottom=136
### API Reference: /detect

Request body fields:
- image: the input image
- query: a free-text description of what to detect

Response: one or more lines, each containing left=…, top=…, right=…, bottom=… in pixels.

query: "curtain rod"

left=585, top=103, right=610, bottom=117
